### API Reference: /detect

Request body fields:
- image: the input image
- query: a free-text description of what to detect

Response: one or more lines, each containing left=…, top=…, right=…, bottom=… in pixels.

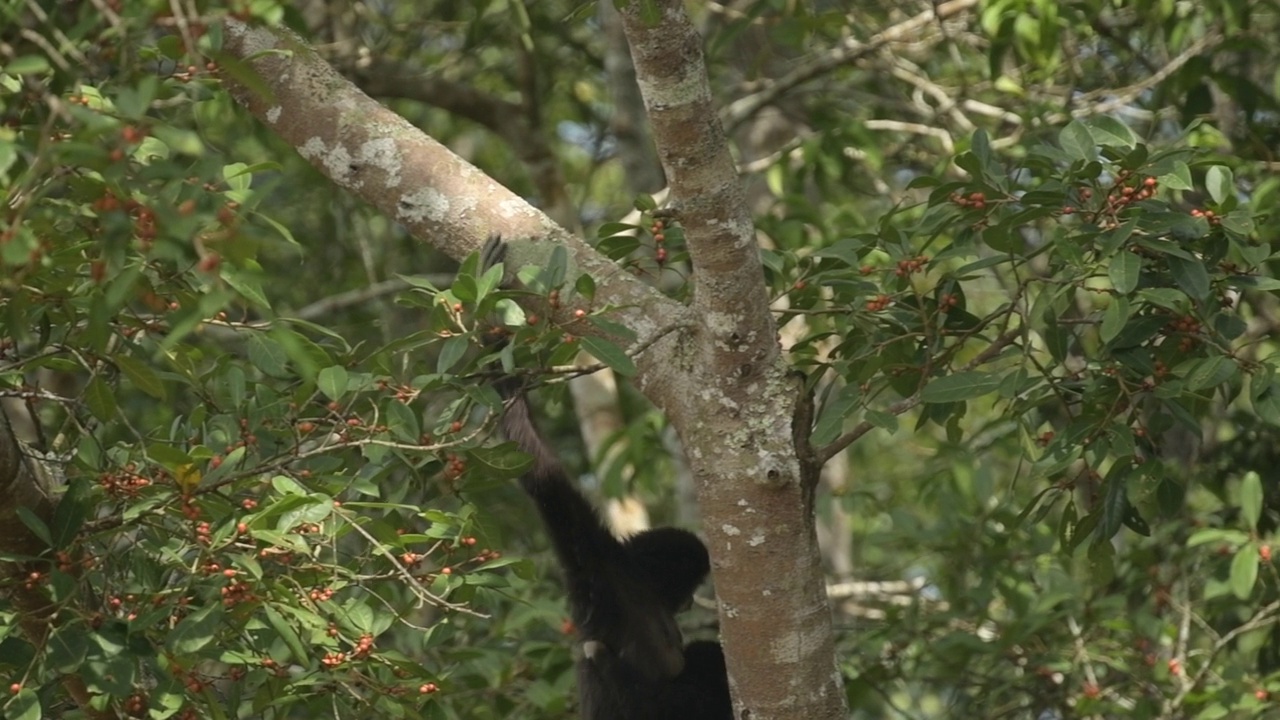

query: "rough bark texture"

left=218, top=20, right=685, bottom=350
left=615, top=4, right=845, bottom=719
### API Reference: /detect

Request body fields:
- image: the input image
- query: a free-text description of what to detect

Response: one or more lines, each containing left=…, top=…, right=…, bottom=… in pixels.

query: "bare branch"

left=722, top=0, right=980, bottom=133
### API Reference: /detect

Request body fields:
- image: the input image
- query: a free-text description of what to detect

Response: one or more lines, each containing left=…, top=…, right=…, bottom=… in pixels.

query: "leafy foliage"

left=4, top=1, right=1280, bottom=719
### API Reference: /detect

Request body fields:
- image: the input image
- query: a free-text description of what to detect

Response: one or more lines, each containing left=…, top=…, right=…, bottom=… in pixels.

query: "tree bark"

left=614, top=4, right=844, bottom=717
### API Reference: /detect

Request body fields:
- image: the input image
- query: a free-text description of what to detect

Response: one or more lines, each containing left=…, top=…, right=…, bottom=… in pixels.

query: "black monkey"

left=499, top=385, right=732, bottom=720
left=485, top=236, right=731, bottom=720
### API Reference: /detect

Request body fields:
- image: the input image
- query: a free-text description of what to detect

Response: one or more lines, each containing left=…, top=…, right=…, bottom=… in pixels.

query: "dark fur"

left=488, top=236, right=730, bottom=719
left=499, top=390, right=731, bottom=719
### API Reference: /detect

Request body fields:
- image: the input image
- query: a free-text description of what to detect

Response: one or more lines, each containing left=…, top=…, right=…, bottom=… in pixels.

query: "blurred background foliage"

left=1, top=0, right=1280, bottom=718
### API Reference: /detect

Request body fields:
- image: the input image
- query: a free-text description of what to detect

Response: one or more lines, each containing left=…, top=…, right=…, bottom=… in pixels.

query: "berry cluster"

left=1189, top=207, right=1221, bottom=225
left=949, top=191, right=988, bottom=210
left=652, top=219, right=668, bottom=266
left=1165, top=314, right=1201, bottom=352
left=865, top=294, right=891, bottom=312
left=1100, top=174, right=1157, bottom=213
left=98, top=466, right=153, bottom=498
left=894, top=255, right=929, bottom=277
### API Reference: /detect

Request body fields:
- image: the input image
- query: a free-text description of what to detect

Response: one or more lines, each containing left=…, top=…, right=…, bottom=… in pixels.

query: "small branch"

left=1162, top=597, right=1280, bottom=716
left=863, top=119, right=955, bottom=153
left=342, top=513, right=489, bottom=619
left=816, top=327, right=1022, bottom=465
left=827, top=576, right=929, bottom=599
left=722, top=0, right=980, bottom=133
left=294, top=272, right=435, bottom=317
left=1056, top=32, right=1225, bottom=123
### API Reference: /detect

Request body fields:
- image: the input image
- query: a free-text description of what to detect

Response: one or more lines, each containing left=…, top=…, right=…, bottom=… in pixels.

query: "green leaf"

left=1122, top=505, right=1151, bottom=536
left=1014, top=486, right=1062, bottom=530
left=1159, top=161, right=1193, bottom=190
left=47, top=624, right=89, bottom=673
left=167, top=602, right=224, bottom=654
left=222, top=267, right=272, bottom=308
left=579, top=336, right=636, bottom=377
left=1059, top=120, right=1097, bottom=162
left=808, top=384, right=860, bottom=445
left=271, top=327, right=330, bottom=381
left=575, top=273, right=597, bottom=302
left=1086, top=117, right=1137, bottom=148
left=247, top=334, right=290, bottom=378
left=1187, top=528, right=1249, bottom=548
left=1183, top=356, right=1237, bottom=392
left=147, top=442, right=194, bottom=467
left=812, top=384, right=859, bottom=446
left=1100, top=297, right=1129, bottom=344
left=1099, top=467, right=1129, bottom=539
left=1221, top=209, right=1255, bottom=236
left=920, top=371, right=1002, bottom=403
left=1087, top=539, right=1115, bottom=585
left=83, top=375, right=117, bottom=422
left=544, top=245, right=569, bottom=290
left=271, top=475, right=309, bottom=496
left=437, top=335, right=470, bottom=374
left=50, top=477, right=91, bottom=548
left=470, top=444, right=533, bottom=477
left=1230, top=544, right=1259, bottom=600
left=1205, top=165, right=1233, bottom=205
left=863, top=409, right=899, bottom=433
left=15, top=506, right=51, bottom=547
left=386, top=400, right=420, bottom=443
left=1156, top=476, right=1185, bottom=516
left=222, top=364, right=246, bottom=408
left=1136, top=287, right=1187, bottom=312
left=1165, top=255, right=1210, bottom=300
left=256, top=211, right=300, bottom=247
left=1108, top=251, right=1140, bottom=294
left=1255, top=380, right=1280, bottom=426
left=3, top=56, right=50, bottom=75
left=114, top=353, right=167, bottom=400
left=279, top=497, right=332, bottom=531
left=397, top=273, right=439, bottom=292
left=318, top=365, right=349, bottom=401
left=1242, top=471, right=1264, bottom=531
left=1057, top=498, right=1078, bottom=550
left=477, top=261, right=504, bottom=300
left=586, top=316, right=637, bottom=343
left=264, top=605, right=308, bottom=663
left=6, top=688, right=40, bottom=720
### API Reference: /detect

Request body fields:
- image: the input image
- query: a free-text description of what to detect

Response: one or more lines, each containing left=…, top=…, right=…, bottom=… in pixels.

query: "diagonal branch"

left=722, top=0, right=980, bottom=133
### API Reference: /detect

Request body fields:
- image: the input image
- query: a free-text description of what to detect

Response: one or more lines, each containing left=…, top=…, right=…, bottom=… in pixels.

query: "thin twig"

left=816, top=327, right=1022, bottom=465
left=343, top=514, right=489, bottom=619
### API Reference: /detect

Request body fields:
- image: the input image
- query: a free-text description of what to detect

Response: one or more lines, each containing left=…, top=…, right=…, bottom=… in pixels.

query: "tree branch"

left=217, top=20, right=686, bottom=377
left=722, top=0, right=980, bottom=133
left=816, top=327, right=1023, bottom=465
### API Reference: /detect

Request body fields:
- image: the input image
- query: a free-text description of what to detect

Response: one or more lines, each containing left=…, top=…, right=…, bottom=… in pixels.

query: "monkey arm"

left=499, top=386, right=687, bottom=679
